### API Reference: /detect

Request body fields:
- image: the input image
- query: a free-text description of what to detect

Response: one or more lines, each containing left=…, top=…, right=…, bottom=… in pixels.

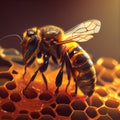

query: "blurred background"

left=0, top=0, right=120, bottom=62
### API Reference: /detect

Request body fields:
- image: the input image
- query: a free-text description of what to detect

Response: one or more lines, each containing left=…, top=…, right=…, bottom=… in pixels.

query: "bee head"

left=21, top=27, right=41, bottom=64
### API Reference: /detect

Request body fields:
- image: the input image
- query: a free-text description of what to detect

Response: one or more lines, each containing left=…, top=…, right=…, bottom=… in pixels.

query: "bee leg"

left=22, top=69, right=39, bottom=94
left=23, top=64, right=27, bottom=78
left=55, top=61, right=64, bottom=95
left=23, top=57, right=36, bottom=78
left=39, top=54, right=50, bottom=90
left=52, top=56, right=58, bottom=65
left=23, top=54, right=49, bottom=93
left=41, top=72, right=48, bottom=90
left=64, top=52, right=78, bottom=97
left=71, top=79, right=78, bottom=97
left=64, top=52, right=72, bottom=93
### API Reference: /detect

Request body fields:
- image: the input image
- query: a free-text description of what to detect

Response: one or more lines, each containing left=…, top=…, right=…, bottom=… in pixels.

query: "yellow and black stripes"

left=66, top=42, right=96, bottom=96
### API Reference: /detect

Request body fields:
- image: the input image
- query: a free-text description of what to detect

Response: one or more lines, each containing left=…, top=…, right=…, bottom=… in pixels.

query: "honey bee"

left=21, top=19, right=101, bottom=96
left=0, top=19, right=101, bottom=96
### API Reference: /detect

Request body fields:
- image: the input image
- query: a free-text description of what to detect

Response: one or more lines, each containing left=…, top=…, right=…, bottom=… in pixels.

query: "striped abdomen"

left=66, top=42, right=96, bottom=96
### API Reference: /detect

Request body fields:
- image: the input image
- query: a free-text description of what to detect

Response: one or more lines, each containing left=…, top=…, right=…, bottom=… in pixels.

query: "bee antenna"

left=0, top=34, right=23, bottom=42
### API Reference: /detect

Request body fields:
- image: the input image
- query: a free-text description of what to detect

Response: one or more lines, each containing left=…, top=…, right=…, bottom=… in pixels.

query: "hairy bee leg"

left=23, top=69, right=39, bottom=94
left=55, top=68, right=63, bottom=95
left=23, top=54, right=49, bottom=93
left=39, top=54, right=50, bottom=90
left=23, top=64, right=27, bottom=78
left=23, top=57, right=36, bottom=78
left=71, top=79, right=78, bottom=97
left=64, top=52, right=72, bottom=93
left=52, top=56, right=58, bottom=64
left=41, top=72, right=48, bottom=90
left=55, top=61, right=64, bottom=95
left=64, top=52, right=80, bottom=97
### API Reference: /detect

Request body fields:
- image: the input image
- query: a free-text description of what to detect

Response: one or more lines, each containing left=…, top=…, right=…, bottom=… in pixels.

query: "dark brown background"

left=0, top=0, right=120, bottom=62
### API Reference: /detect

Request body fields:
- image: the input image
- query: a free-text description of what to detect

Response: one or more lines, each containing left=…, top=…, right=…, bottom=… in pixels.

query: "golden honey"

left=0, top=47, right=120, bottom=120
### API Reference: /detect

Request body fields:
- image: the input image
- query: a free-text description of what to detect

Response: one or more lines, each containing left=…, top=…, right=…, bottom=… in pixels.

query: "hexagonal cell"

left=41, top=107, right=56, bottom=118
left=0, top=57, right=12, bottom=72
left=105, top=99, right=119, bottom=108
left=39, top=92, right=52, bottom=101
left=97, top=116, right=112, bottom=120
left=86, top=106, right=98, bottom=118
left=96, top=57, right=118, bottom=69
left=95, top=88, right=108, bottom=97
left=12, top=57, right=24, bottom=65
left=108, top=109, right=120, bottom=120
left=6, top=81, right=16, bottom=90
left=0, top=73, right=13, bottom=86
left=1, top=101, right=16, bottom=112
left=56, top=104, right=72, bottom=117
left=0, top=86, right=8, bottom=98
left=1, top=115, right=13, bottom=120
left=71, top=111, right=88, bottom=120
left=39, top=115, right=54, bottom=120
left=91, top=95, right=103, bottom=107
left=23, top=87, right=38, bottom=99
left=98, top=106, right=108, bottom=115
left=30, top=111, right=40, bottom=119
left=71, top=99, right=87, bottom=110
left=100, top=71, right=114, bottom=83
left=15, top=115, right=31, bottom=120
left=10, top=92, right=21, bottom=102
left=56, top=94, right=70, bottom=104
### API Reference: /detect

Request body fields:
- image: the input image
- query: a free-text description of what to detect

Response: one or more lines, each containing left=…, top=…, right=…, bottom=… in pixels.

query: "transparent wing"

left=64, top=19, right=101, bottom=43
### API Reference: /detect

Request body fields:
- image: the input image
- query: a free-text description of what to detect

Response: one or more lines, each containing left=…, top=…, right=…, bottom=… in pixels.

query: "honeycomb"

left=0, top=46, right=120, bottom=120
